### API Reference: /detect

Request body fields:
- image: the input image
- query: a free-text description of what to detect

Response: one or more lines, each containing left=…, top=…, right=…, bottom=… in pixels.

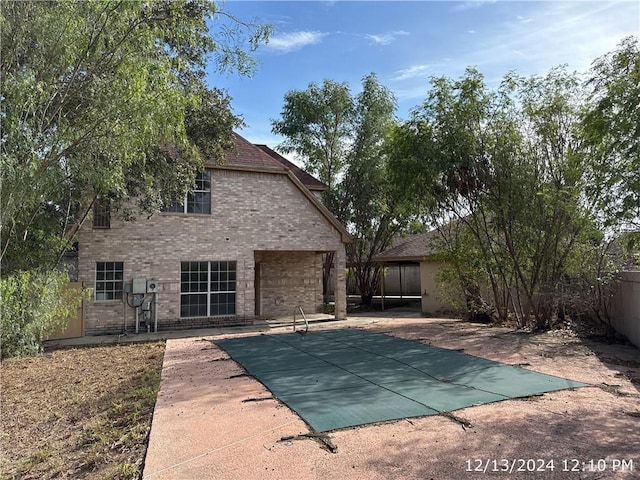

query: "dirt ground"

left=143, top=317, right=640, bottom=480
left=1, top=342, right=165, bottom=480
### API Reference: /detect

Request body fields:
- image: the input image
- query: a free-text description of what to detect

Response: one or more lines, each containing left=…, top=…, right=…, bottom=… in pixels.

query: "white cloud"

left=511, top=3, right=633, bottom=71
left=517, top=15, right=533, bottom=24
left=451, top=0, right=498, bottom=13
left=265, top=31, right=326, bottom=53
left=392, top=64, right=430, bottom=81
left=365, top=30, right=410, bottom=46
left=468, top=29, right=477, bottom=34
left=439, top=1, right=639, bottom=84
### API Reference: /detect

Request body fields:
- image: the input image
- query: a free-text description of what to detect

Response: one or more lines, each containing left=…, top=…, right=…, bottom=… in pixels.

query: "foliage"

left=341, top=74, right=404, bottom=304
left=0, top=0, right=270, bottom=274
left=273, top=74, right=406, bottom=303
left=387, top=66, right=601, bottom=329
left=430, top=220, right=494, bottom=322
left=272, top=79, right=354, bottom=200
left=0, top=270, right=84, bottom=357
left=272, top=78, right=354, bottom=297
left=581, top=35, right=640, bottom=229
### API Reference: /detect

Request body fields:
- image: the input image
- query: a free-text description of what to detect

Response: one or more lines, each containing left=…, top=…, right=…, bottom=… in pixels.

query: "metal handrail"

left=293, top=305, right=308, bottom=335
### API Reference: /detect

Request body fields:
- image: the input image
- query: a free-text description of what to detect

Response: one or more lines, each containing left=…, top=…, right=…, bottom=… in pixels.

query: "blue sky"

left=206, top=1, right=639, bottom=152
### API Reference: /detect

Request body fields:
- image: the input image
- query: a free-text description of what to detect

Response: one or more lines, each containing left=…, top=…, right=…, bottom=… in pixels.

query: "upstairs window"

left=93, top=198, right=111, bottom=228
left=162, top=170, right=211, bottom=214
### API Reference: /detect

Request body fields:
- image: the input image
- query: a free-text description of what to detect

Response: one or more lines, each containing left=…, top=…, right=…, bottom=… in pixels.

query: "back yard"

left=1, top=342, right=165, bottom=479
left=2, top=316, right=640, bottom=480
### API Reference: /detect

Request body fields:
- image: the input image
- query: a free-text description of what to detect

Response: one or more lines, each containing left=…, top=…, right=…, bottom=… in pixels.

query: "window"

left=180, top=261, right=236, bottom=317
left=162, top=171, right=211, bottom=214
left=95, top=262, right=123, bottom=300
left=93, top=199, right=111, bottom=228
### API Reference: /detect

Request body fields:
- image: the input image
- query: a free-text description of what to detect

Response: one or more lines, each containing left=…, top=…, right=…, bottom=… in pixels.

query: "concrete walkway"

left=43, top=312, right=412, bottom=349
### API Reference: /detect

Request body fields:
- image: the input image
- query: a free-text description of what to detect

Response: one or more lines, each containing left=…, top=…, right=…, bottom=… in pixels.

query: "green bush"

left=1, top=270, right=83, bottom=358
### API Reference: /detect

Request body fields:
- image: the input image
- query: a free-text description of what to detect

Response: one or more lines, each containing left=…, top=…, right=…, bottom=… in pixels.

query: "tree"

left=0, top=0, right=270, bottom=274
left=341, top=74, right=401, bottom=304
left=271, top=79, right=353, bottom=299
left=581, top=35, right=640, bottom=229
left=388, top=67, right=595, bottom=329
left=272, top=79, right=354, bottom=210
left=272, top=74, right=404, bottom=304
left=0, top=0, right=270, bottom=355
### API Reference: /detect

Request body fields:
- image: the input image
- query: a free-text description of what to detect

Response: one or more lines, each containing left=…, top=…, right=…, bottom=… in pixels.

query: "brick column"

left=334, top=244, right=347, bottom=320
left=241, top=254, right=255, bottom=320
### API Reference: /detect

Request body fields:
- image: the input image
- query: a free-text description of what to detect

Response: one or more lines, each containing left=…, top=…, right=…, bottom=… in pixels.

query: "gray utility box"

left=132, top=277, right=147, bottom=294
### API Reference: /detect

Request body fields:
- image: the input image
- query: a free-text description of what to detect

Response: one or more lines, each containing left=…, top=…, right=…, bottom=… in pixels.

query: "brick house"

left=77, top=133, right=349, bottom=336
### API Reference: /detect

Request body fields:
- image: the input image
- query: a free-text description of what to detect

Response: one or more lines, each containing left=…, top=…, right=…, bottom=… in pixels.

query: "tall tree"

left=272, top=74, right=403, bottom=304
left=0, top=0, right=270, bottom=355
left=0, top=0, right=270, bottom=274
left=581, top=35, right=640, bottom=229
left=271, top=79, right=354, bottom=212
left=388, top=67, right=595, bottom=329
left=341, top=74, right=400, bottom=304
left=271, top=79, right=354, bottom=299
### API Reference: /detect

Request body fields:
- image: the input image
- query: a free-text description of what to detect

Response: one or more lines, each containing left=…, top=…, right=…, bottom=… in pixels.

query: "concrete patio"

left=142, top=314, right=640, bottom=479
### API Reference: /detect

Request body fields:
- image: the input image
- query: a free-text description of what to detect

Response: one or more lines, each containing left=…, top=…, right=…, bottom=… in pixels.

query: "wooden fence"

left=46, top=282, right=84, bottom=340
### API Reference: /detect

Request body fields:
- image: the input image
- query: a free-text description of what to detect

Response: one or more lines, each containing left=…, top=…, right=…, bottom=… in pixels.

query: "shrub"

left=1, top=270, right=83, bottom=357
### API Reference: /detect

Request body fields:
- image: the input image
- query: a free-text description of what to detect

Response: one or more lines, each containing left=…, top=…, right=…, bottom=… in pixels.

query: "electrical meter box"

left=132, top=277, right=147, bottom=294
left=146, top=279, right=159, bottom=293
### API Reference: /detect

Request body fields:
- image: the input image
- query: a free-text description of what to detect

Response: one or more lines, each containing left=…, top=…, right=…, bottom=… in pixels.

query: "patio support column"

left=334, top=244, right=347, bottom=320
left=381, top=262, right=385, bottom=311
left=244, top=254, right=256, bottom=320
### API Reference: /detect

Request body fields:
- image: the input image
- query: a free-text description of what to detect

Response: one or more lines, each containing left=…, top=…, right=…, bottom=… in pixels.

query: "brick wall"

left=77, top=168, right=346, bottom=335
left=255, top=251, right=323, bottom=318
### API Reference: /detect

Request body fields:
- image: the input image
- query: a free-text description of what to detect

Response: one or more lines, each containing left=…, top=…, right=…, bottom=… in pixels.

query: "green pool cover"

left=214, top=329, right=588, bottom=432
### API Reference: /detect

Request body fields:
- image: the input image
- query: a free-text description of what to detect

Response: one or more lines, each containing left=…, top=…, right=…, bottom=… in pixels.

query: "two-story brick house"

left=77, top=133, right=349, bottom=335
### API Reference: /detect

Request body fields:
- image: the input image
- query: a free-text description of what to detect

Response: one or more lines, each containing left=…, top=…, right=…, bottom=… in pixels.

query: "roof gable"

left=254, top=145, right=327, bottom=191
left=204, top=132, right=350, bottom=243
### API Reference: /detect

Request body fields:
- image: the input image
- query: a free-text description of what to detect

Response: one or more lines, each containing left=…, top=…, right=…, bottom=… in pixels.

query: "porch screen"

left=180, top=261, right=236, bottom=317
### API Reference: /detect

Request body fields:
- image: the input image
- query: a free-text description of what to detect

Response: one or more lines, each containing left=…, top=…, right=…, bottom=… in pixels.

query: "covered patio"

left=374, top=231, right=457, bottom=315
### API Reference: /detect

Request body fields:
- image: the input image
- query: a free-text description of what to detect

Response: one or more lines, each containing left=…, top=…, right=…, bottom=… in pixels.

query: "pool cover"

left=214, top=329, right=589, bottom=432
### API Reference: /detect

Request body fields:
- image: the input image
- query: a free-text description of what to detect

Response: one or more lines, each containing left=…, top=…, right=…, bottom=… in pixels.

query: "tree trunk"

left=360, top=292, right=374, bottom=305
left=322, top=252, right=334, bottom=304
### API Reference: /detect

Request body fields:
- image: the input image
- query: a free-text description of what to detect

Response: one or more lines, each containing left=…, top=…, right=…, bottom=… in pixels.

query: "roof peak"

left=254, top=144, right=327, bottom=191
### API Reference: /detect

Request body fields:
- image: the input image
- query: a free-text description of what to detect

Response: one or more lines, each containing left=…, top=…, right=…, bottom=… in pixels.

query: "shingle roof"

left=206, top=133, right=327, bottom=192
left=215, top=133, right=287, bottom=170
left=373, top=230, right=441, bottom=262
left=254, top=145, right=327, bottom=191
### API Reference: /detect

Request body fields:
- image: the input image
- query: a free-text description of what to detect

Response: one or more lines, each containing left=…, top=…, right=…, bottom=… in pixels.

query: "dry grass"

left=1, top=342, right=165, bottom=480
